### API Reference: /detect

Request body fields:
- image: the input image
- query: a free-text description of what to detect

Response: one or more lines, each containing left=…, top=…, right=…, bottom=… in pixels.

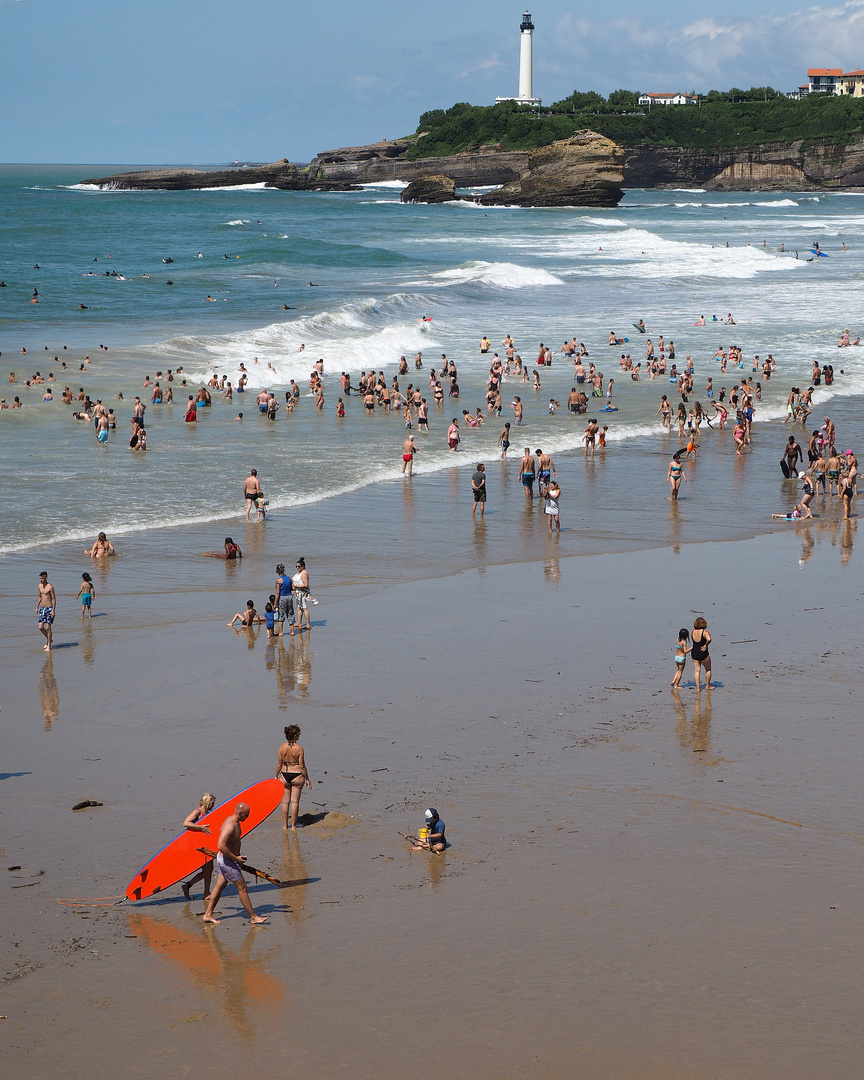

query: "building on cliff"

left=637, top=92, right=698, bottom=106
left=495, top=12, right=542, bottom=107
left=807, top=68, right=842, bottom=94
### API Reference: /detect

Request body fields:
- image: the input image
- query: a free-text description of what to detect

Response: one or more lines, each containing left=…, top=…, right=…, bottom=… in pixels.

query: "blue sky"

left=3, top=0, right=864, bottom=164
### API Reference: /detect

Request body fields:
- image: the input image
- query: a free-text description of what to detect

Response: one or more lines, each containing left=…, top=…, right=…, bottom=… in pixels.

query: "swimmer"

left=205, top=537, right=243, bottom=560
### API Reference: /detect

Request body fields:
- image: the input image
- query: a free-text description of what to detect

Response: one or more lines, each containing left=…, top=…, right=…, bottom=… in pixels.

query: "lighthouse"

left=496, top=12, right=542, bottom=107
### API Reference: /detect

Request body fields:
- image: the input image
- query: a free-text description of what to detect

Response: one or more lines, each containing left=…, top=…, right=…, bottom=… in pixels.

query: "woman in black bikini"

left=276, top=724, right=311, bottom=830
left=691, top=617, right=714, bottom=690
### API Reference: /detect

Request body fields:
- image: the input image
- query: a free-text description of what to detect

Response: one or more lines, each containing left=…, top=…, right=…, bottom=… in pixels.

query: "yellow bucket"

left=418, top=827, right=428, bottom=840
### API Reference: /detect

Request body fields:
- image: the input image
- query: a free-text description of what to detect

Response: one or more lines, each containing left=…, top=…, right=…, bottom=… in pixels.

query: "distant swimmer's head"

left=200, top=793, right=216, bottom=812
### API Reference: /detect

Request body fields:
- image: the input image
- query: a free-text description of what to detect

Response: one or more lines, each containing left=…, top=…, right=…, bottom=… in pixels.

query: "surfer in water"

left=202, top=804, right=270, bottom=925
left=181, top=793, right=217, bottom=900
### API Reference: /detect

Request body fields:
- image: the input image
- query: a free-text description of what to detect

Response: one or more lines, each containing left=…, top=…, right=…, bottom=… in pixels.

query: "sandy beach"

left=4, top=509, right=864, bottom=1078
left=3, top=170, right=864, bottom=1078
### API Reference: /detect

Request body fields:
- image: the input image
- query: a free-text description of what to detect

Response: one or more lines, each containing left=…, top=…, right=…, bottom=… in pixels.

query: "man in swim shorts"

left=536, top=448, right=556, bottom=498
left=520, top=447, right=536, bottom=500
left=202, top=803, right=269, bottom=926
left=244, top=469, right=261, bottom=520
left=402, top=435, right=418, bottom=477
left=36, top=571, right=56, bottom=652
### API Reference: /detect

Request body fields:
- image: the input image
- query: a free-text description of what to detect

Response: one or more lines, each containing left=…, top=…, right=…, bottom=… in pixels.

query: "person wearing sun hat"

left=412, top=808, right=446, bottom=852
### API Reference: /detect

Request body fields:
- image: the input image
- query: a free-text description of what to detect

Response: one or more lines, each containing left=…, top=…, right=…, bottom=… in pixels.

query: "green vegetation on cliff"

left=406, top=90, right=864, bottom=157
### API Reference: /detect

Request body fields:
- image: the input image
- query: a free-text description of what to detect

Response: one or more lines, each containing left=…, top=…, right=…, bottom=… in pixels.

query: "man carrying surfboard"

left=202, top=804, right=270, bottom=926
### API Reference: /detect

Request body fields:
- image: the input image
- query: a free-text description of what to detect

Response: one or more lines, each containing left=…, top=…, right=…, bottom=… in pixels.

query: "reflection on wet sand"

left=268, top=636, right=311, bottom=706
left=799, top=525, right=815, bottom=564
left=840, top=518, right=856, bottom=565
left=800, top=517, right=857, bottom=566
left=543, top=557, right=561, bottom=586
left=38, top=654, right=59, bottom=730
left=672, top=686, right=712, bottom=755
left=81, top=623, right=97, bottom=666
left=278, top=832, right=310, bottom=924
left=127, top=911, right=284, bottom=1039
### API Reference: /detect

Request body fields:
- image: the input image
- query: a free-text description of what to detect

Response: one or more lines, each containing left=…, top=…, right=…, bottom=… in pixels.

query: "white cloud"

left=456, top=56, right=502, bottom=81
left=547, top=1, right=864, bottom=96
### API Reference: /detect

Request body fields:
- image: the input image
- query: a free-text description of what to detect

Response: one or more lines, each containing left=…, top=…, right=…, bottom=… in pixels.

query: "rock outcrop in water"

left=477, top=132, right=625, bottom=207
left=82, top=160, right=360, bottom=192
left=400, top=175, right=459, bottom=203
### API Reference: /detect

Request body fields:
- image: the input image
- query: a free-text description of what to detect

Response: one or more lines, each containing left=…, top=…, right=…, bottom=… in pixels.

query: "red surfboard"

left=126, top=778, right=283, bottom=902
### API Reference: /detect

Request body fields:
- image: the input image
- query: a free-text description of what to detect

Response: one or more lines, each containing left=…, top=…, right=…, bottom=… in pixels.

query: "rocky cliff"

left=85, top=133, right=864, bottom=195
left=309, top=140, right=525, bottom=185
left=477, top=132, right=624, bottom=207
left=624, top=137, right=864, bottom=190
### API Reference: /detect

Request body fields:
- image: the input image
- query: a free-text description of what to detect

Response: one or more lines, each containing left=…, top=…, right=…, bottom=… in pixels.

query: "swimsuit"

left=81, top=593, right=92, bottom=608
left=691, top=634, right=710, bottom=662
left=521, top=472, right=535, bottom=487
left=282, top=770, right=303, bottom=784
left=216, top=852, right=244, bottom=883
left=38, top=606, right=54, bottom=624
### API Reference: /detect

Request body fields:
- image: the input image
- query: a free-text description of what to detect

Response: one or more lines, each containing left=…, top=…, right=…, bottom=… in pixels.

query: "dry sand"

left=3, top=526, right=864, bottom=1078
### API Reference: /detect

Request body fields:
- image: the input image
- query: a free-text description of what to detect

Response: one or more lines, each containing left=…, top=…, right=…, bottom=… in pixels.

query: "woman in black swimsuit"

left=276, top=724, right=311, bottom=830
left=690, top=617, right=714, bottom=690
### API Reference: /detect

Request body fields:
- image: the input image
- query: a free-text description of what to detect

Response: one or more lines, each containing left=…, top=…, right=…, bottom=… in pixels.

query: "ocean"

left=2, top=164, right=863, bottom=585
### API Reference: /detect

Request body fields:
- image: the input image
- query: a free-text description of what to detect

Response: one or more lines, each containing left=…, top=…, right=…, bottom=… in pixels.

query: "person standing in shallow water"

left=36, top=571, right=56, bottom=651
left=667, top=452, right=687, bottom=500
left=471, top=462, right=486, bottom=517
left=691, top=617, right=714, bottom=690
left=276, top=725, right=311, bottom=830
left=292, top=557, right=312, bottom=633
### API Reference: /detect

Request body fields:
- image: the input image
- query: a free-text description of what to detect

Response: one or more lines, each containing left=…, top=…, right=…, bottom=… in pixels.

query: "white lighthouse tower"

left=496, top=12, right=542, bottom=107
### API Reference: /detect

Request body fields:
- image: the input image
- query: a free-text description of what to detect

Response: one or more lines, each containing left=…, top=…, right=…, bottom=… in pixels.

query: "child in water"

left=181, top=793, right=217, bottom=900
left=672, top=629, right=690, bottom=687
left=76, top=572, right=94, bottom=619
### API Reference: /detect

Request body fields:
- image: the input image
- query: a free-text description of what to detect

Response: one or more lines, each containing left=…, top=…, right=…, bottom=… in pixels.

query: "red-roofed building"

left=808, top=68, right=842, bottom=94
left=837, top=70, right=864, bottom=96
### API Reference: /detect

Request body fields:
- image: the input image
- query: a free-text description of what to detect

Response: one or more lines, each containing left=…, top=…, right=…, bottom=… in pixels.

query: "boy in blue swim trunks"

left=76, top=573, right=94, bottom=619
left=36, top=571, right=56, bottom=651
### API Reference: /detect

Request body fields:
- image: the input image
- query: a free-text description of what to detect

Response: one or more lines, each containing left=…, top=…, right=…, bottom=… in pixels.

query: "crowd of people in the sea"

left=6, top=320, right=859, bottom=529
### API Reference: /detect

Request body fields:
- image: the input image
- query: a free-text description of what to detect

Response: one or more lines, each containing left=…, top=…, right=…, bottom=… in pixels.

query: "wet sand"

left=3, top=519, right=864, bottom=1078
